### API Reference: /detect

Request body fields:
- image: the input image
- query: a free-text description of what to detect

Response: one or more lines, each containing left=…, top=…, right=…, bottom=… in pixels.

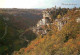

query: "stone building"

left=37, top=18, right=50, bottom=27
left=54, top=19, right=63, bottom=30
left=37, top=9, right=52, bottom=27
left=54, top=17, right=68, bottom=31
left=76, top=17, right=80, bottom=23
left=42, top=10, right=51, bottom=19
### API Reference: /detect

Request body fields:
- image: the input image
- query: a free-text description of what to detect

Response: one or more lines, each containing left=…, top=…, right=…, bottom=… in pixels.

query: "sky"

left=0, top=0, right=80, bottom=9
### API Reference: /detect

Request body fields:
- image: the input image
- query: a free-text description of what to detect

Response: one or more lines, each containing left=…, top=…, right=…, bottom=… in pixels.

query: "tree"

left=57, top=14, right=62, bottom=19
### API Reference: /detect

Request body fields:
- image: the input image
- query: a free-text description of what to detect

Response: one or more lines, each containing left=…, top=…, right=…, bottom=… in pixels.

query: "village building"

left=42, top=10, right=51, bottom=19
left=37, top=18, right=50, bottom=27
left=76, top=17, right=80, bottom=23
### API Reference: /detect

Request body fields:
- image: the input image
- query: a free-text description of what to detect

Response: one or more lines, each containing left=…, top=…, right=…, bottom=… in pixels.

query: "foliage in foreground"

left=13, top=10, right=80, bottom=55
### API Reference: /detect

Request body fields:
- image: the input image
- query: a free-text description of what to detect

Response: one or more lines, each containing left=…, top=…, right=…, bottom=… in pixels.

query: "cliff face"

left=32, top=8, right=69, bottom=35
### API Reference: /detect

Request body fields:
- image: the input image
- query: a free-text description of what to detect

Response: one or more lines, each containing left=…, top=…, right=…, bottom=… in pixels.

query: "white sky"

left=0, top=0, right=80, bottom=8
